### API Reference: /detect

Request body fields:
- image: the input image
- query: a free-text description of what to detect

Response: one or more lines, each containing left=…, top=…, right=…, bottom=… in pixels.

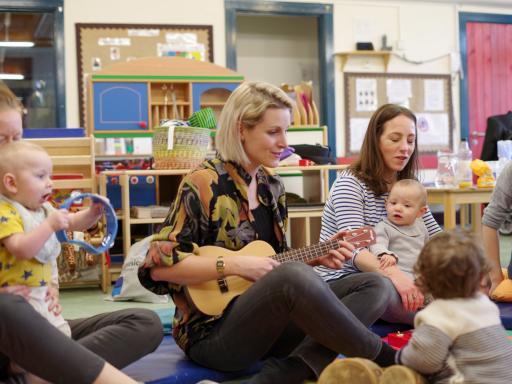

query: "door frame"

left=459, top=12, right=512, bottom=140
left=225, top=0, right=336, bottom=156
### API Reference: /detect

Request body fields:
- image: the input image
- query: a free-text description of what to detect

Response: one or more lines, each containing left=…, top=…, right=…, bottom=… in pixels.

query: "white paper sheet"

left=416, top=113, right=449, bottom=147
left=355, top=78, right=378, bottom=112
left=98, top=37, right=131, bottom=46
left=424, top=79, right=444, bottom=111
left=386, top=79, right=411, bottom=107
left=350, top=118, right=370, bottom=153
left=128, top=29, right=159, bottom=37
left=133, top=137, right=152, bottom=155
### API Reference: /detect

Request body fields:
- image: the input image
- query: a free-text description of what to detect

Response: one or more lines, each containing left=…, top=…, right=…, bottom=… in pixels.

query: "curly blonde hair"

left=414, top=230, right=490, bottom=299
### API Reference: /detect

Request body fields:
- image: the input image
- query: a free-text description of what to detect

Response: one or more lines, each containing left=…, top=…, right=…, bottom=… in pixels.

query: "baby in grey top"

left=370, top=179, right=429, bottom=278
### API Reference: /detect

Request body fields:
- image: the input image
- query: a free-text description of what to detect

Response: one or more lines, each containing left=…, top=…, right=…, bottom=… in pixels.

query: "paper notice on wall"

left=98, top=37, right=131, bottom=46
left=386, top=79, right=411, bottom=107
left=416, top=113, right=449, bottom=148
left=355, top=78, right=377, bottom=112
left=424, top=79, right=444, bottom=111
left=350, top=118, right=370, bottom=153
left=157, top=33, right=205, bottom=61
left=128, top=29, right=159, bottom=37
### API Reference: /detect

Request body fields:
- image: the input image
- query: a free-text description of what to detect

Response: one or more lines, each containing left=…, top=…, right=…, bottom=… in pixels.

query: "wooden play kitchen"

left=86, top=56, right=244, bottom=134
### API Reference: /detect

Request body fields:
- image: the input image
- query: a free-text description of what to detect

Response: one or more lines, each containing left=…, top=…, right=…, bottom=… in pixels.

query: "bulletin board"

left=344, top=72, right=454, bottom=156
left=76, top=23, right=213, bottom=127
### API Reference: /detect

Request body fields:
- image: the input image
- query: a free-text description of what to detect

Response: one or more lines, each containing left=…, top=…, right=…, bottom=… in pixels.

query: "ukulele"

left=186, top=226, right=376, bottom=316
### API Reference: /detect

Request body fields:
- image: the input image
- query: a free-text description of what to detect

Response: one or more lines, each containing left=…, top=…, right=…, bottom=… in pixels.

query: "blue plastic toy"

left=55, top=193, right=118, bottom=255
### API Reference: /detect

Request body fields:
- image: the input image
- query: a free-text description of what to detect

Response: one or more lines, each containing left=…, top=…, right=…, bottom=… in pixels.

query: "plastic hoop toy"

left=55, top=193, right=118, bottom=255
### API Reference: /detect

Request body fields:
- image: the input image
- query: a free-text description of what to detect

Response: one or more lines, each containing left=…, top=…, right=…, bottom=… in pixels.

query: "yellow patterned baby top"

left=0, top=201, right=51, bottom=288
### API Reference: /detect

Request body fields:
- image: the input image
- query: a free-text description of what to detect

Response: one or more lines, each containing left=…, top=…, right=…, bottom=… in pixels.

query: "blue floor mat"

left=154, top=307, right=173, bottom=335
left=123, top=336, right=260, bottom=384
left=125, top=303, right=512, bottom=383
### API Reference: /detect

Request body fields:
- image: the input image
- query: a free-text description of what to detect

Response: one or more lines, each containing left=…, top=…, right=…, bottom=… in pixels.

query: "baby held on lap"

left=370, top=179, right=430, bottom=278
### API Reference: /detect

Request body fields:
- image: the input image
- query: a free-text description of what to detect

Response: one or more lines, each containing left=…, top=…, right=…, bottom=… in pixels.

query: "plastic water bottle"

left=456, top=139, right=473, bottom=188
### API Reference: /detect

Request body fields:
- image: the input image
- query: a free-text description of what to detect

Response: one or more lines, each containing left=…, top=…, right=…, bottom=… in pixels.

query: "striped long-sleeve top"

left=315, top=169, right=441, bottom=281
left=398, top=294, right=512, bottom=383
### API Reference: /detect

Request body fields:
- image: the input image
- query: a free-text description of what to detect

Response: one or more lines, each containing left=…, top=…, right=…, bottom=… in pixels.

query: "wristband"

left=216, top=255, right=228, bottom=293
left=351, top=247, right=365, bottom=266
left=351, top=247, right=364, bottom=258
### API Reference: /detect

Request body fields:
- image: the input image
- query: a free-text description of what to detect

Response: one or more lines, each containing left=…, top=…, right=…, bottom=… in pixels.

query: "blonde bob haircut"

left=215, top=81, right=293, bottom=165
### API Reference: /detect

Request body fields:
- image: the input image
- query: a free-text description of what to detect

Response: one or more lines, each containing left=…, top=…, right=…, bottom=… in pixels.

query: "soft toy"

left=470, top=159, right=495, bottom=188
left=491, top=269, right=512, bottom=303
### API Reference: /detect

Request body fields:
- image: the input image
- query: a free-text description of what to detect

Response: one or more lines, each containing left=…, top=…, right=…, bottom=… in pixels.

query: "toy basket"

left=152, top=125, right=211, bottom=169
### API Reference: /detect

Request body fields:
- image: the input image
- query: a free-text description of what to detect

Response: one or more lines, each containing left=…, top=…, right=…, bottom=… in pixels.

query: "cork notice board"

left=76, top=23, right=213, bottom=127
left=344, top=72, right=454, bottom=156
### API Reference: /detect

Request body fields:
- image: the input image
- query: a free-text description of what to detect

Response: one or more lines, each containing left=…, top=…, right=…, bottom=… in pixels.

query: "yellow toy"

left=470, top=159, right=495, bottom=188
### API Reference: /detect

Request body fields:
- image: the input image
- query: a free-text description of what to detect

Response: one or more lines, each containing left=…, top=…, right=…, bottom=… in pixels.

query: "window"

left=0, top=0, right=65, bottom=128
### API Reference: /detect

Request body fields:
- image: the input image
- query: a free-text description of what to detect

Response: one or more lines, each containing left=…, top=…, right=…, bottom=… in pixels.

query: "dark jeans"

left=188, top=262, right=391, bottom=377
left=0, top=293, right=103, bottom=384
left=0, top=293, right=163, bottom=383
left=68, top=307, right=163, bottom=369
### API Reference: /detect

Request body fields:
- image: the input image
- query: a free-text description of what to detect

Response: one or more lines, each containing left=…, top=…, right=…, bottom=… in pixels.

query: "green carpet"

left=60, top=287, right=174, bottom=319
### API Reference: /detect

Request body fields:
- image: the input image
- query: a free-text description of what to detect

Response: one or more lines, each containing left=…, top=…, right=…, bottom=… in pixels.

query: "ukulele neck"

left=272, top=239, right=339, bottom=264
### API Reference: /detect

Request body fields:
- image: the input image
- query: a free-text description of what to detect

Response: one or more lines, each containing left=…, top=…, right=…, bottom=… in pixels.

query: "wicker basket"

left=152, top=125, right=211, bottom=169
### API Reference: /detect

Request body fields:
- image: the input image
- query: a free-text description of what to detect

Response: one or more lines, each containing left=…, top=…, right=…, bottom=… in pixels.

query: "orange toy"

left=470, top=159, right=495, bottom=188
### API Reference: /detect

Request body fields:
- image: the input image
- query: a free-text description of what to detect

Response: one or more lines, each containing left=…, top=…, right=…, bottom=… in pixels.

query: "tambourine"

left=55, top=193, right=118, bottom=255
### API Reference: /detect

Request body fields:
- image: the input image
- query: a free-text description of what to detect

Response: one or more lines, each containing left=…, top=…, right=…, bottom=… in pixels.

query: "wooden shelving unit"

left=98, top=164, right=347, bottom=260
left=335, top=51, right=392, bottom=71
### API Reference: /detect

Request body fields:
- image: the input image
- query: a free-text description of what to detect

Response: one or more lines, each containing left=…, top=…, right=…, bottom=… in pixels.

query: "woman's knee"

left=267, top=262, right=329, bottom=301
left=127, top=308, right=164, bottom=350
left=272, top=262, right=321, bottom=286
left=354, top=272, right=392, bottom=301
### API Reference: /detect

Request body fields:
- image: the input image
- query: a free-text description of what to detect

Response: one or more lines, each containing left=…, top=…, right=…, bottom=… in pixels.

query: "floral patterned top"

left=138, top=157, right=288, bottom=352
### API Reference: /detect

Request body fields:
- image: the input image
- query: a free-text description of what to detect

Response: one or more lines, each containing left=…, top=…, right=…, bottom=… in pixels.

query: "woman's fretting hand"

left=309, top=231, right=355, bottom=269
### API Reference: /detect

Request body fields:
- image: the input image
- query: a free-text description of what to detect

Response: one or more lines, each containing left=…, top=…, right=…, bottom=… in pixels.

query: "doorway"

left=459, top=12, right=512, bottom=158
left=225, top=1, right=336, bottom=155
